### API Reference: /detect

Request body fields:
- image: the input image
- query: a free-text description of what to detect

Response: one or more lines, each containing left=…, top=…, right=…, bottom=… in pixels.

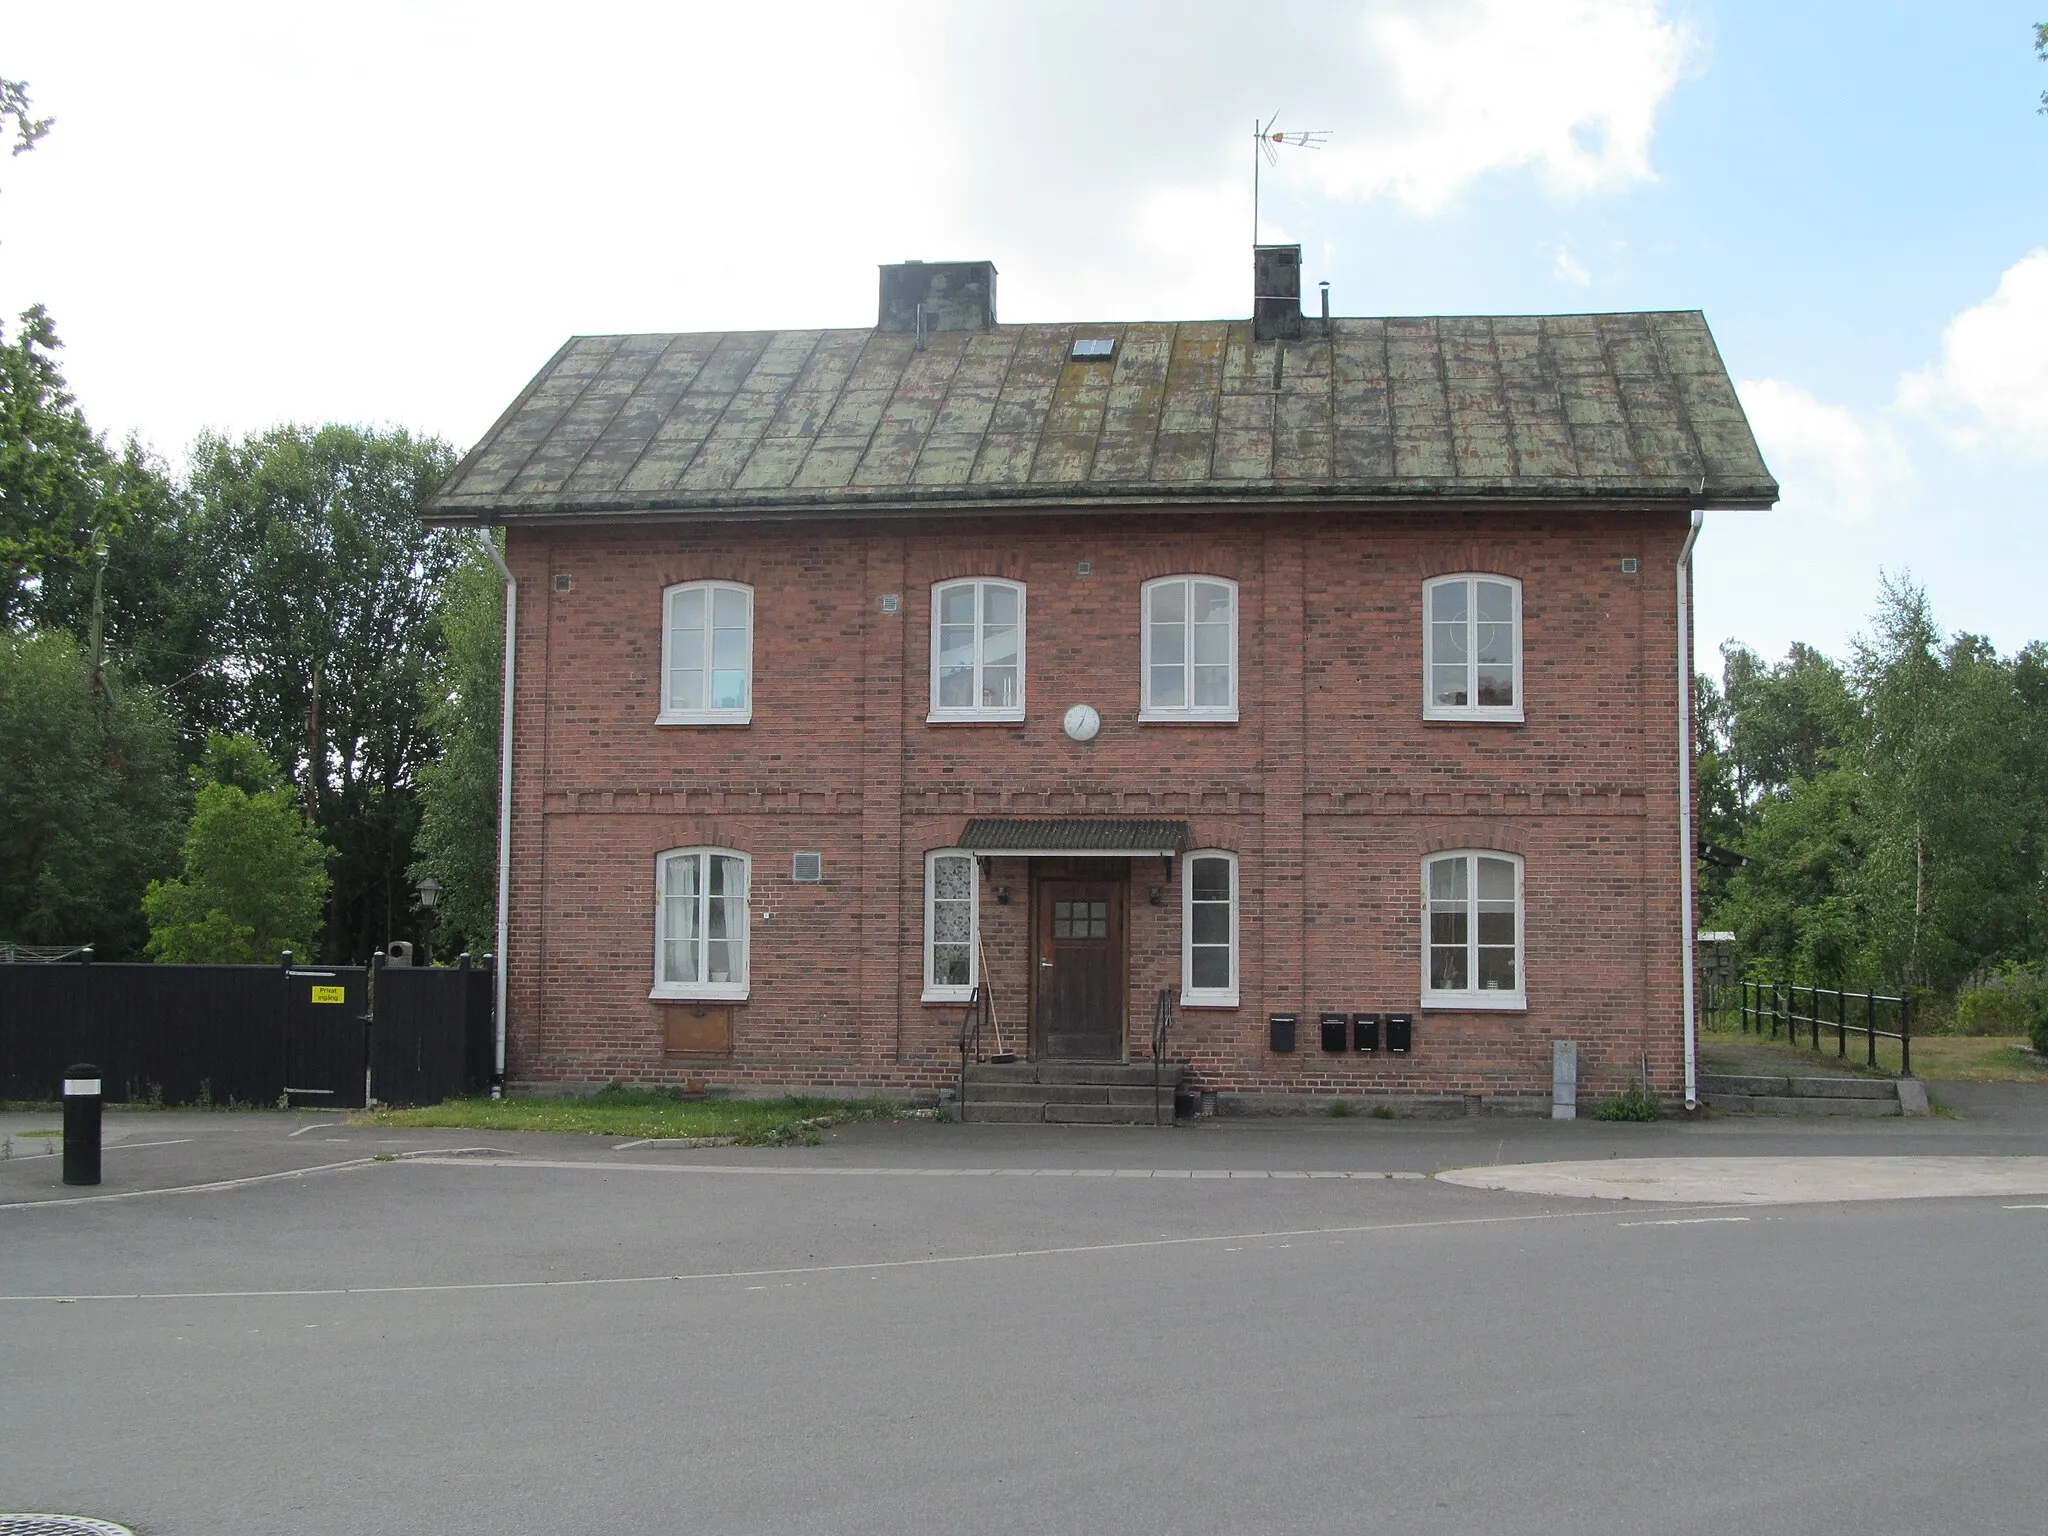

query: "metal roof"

left=429, top=313, right=1777, bottom=523
left=958, top=818, right=1193, bottom=856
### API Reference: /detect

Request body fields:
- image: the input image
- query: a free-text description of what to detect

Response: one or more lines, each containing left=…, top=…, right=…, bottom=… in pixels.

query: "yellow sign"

left=310, top=985, right=346, bottom=1004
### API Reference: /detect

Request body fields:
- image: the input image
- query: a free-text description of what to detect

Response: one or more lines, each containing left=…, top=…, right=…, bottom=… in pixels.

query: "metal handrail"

left=955, top=986, right=990, bottom=1122
left=1151, top=988, right=1176, bottom=1126
left=1738, top=976, right=1914, bottom=1077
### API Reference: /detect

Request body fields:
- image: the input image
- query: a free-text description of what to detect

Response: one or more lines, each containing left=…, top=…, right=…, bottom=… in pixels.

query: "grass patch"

left=14, top=1128, right=59, bottom=1138
left=370, top=1087, right=908, bottom=1146
left=1593, top=1081, right=1660, bottom=1122
left=1703, top=1019, right=2048, bottom=1082
left=1325, top=1099, right=1353, bottom=1118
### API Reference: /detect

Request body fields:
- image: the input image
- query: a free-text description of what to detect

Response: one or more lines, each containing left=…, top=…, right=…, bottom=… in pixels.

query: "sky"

left=3, top=0, right=2044, bottom=671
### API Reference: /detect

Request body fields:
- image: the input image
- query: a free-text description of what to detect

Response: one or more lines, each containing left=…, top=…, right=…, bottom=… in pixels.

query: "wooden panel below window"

left=663, top=1005, right=733, bottom=1057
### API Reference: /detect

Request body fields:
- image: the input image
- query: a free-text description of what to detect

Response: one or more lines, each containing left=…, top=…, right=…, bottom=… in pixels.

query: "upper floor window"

left=660, top=581, right=753, bottom=725
left=1422, top=850, right=1523, bottom=1010
left=1181, top=849, right=1240, bottom=1007
left=1424, top=575, right=1521, bottom=722
left=930, top=579, right=1024, bottom=722
left=654, top=847, right=750, bottom=1000
left=922, top=848, right=979, bottom=1002
left=1142, top=576, right=1237, bottom=722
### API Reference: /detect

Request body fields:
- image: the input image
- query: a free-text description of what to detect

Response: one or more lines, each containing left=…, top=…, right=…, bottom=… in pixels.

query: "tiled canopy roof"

left=957, top=819, right=1193, bottom=856
left=430, top=313, right=1777, bottom=522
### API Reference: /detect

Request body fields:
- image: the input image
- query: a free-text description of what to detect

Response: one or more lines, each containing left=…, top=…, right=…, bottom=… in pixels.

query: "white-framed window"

left=1142, top=575, right=1237, bottom=722
left=659, top=581, right=753, bottom=725
left=653, top=847, right=750, bottom=1000
left=1181, top=849, right=1239, bottom=1007
left=922, top=848, right=979, bottom=1002
left=1421, top=850, right=1524, bottom=1010
left=1423, top=574, right=1522, bottom=722
left=929, top=578, right=1025, bottom=722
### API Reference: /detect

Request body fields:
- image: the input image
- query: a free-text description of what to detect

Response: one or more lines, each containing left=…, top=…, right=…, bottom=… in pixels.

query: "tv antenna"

left=1253, top=114, right=1329, bottom=244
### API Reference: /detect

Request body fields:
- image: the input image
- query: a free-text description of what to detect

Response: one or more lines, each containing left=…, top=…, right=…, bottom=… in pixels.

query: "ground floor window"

left=1423, top=850, right=1523, bottom=1009
left=1182, top=849, right=1239, bottom=1007
left=655, top=847, right=749, bottom=1000
left=924, top=849, right=978, bottom=1001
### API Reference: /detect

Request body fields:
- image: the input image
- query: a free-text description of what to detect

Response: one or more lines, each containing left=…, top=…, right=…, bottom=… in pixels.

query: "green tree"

left=0, top=629, right=184, bottom=955
left=142, top=736, right=331, bottom=964
left=2036, top=22, right=2047, bottom=113
left=0, top=76, right=51, bottom=160
left=183, top=424, right=460, bottom=961
left=411, top=538, right=504, bottom=959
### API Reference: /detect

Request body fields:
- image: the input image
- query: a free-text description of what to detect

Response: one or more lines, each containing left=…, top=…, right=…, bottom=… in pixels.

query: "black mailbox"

left=1385, top=1013, right=1414, bottom=1053
left=1352, top=1013, right=1380, bottom=1053
left=1269, top=1014, right=1298, bottom=1053
left=1319, top=1013, right=1348, bottom=1052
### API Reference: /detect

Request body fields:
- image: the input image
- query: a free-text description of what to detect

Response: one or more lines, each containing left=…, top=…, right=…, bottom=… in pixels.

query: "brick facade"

left=500, top=503, right=1691, bottom=1110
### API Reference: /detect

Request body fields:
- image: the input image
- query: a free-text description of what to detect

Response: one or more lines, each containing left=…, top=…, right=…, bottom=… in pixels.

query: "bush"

left=1956, top=971, right=2048, bottom=1049
left=1593, top=1081, right=1660, bottom=1122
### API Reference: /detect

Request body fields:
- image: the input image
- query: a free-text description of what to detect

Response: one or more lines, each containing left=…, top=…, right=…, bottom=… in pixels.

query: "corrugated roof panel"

left=1090, top=325, right=1172, bottom=482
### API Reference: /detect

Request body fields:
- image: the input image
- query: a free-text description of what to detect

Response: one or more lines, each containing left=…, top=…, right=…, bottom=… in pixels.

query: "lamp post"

left=416, top=876, right=441, bottom=966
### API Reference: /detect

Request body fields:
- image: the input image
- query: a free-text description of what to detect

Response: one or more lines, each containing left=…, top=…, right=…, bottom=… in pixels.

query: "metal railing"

left=1738, top=977, right=1913, bottom=1077
left=955, top=985, right=991, bottom=1122
left=1151, top=988, right=1177, bottom=1126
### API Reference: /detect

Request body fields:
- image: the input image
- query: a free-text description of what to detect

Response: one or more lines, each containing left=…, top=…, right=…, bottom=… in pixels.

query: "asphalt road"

left=4, top=1103, right=2047, bottom=1534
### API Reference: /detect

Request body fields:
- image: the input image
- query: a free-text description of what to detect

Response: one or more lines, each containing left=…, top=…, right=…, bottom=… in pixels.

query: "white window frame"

left=1422, top=574, right=1523, bottom=723
left=658, top=580, right=754, bottom=726
left=1181, top=849, right=1240, bottom=1007
left=922, top=848, right=980, bottom=1003
left=1420, top=850, right=1525, bottom=1011
left=1141, top=575, right=1239, bottom=723
left=652, top=847, right=751, bottom=1001
left=927, top=578, right=1026, bottom=723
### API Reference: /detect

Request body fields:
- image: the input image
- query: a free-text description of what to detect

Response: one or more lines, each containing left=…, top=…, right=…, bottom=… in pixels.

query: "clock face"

left=1062, top=704, right=1101, bottom=742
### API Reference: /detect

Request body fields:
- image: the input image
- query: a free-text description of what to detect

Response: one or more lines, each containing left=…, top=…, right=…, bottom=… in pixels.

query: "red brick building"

left=430, top=253, right=1776, bottom=1113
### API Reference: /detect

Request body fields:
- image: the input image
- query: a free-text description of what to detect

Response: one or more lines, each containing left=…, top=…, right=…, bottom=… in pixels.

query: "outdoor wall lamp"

left=994, top=885, right=1010, bottom=905
left=416, top=876, right=441, bottom=910
left=1148, top=886, right=1163, bottom=906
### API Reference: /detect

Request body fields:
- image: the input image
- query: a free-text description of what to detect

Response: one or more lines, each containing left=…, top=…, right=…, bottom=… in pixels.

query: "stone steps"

left=960, top=1061, right=1183, bottom=1126
left=1698, top=1072, right=1929, bottom=1117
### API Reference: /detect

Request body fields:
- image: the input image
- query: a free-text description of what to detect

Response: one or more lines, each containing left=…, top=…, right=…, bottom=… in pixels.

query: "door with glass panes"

left=1032, top=877, right=1125, bottom=1060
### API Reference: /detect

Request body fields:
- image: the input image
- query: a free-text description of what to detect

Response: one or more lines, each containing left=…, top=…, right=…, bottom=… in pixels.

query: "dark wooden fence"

left=0, top=955, right=493, bottom=1107
left=1738, top=977, right=1912, bottom=1076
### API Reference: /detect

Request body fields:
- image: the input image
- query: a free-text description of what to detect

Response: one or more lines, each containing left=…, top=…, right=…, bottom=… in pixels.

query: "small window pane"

left=933, top=945, right=970, bottom=985
left=1191, top=623, right=1229, bottom=665
left=1191, top=858, right=1230, bottom=901
left=1191, top=904, right=1229, bottom=945
left=1151, top=625, right=1185, bottom=666
left=1476, top=581, right=1513, bottom=623
left=940, top=584, right=976, bottom=624
left=1428, top=859, right=1466, bottom=901
left=982, top=625, right=1019, bottom=666
left=1191, top=947, right=1230, bottom=989
left=1430, top=946, right=1469, bottom=990
left=712, top=627, right=747, bottom=669
left=1477, top=947, right=1517, bottom=990
left=1430, top=909, right=1467, bottom=946
left=1477, top=666, right=1514, bottom=707
left=1191, top=582, right=1232, bottom=624
left=1150, top=666, right=1185, bottom=708
left=1150, top=582, right=1185, bottom=623
left=1433, top=621, right=1468, bottom=663
left=1477, top=857, right=1515, bottom=900
left=713, top=587, right=747, bottom=626
left=672, top=587, right=706, bottom=629
left=669, top=629, right=705, bottom=671
left=1192, top=664, right=1231, bottom=707
left=671, top=667, right=704, bottom=710
left=938, top=664, right=974, bottom=708
left=1431, top=583, right=1466, bottom=623
left=1431, top=668, right=1467, bottom=708
left=706, top=940, right=739, bottom=983
left=981, top=665, right=1018, bottom=708
left=934, top=856, right=972, bottom=902
left=983, top=584, right=1018, bottom=626
left=1475, top=622, right=1512, bottom=666
left=710, top=670, right=745, bottom=710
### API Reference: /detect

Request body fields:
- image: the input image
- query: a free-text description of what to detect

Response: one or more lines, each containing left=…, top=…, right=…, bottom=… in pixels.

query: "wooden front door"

left=1033, top=877, right=1125, bottom=1060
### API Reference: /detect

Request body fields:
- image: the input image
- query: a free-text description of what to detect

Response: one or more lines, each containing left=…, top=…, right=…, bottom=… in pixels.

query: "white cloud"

left=1325, top=0, right=1696, bottom=213
left=1736, top=379, right=1914, bottom=526
left=1896, top=249, right=2048, bottom=457
left=1552, top=245, right=1592, bottom=287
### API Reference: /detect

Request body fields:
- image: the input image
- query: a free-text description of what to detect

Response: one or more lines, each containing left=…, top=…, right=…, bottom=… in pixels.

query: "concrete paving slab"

left=1437, top=1154, right=2048, bottom=1204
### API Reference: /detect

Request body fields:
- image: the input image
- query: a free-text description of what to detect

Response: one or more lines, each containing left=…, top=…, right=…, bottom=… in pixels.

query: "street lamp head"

left=416, top=876, right=442, bottom=910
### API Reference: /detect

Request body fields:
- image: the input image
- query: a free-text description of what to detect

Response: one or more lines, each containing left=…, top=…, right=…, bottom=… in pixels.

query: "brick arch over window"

left=923, top=551, right=1026, bottom=583
left=657, top=558, right=762, bottom=589
left=1411, top=544, right=1530, bottom=582
left=1418, top=824, right=1528, bottom=858
left=1134, top=555, right=1249, bottom=583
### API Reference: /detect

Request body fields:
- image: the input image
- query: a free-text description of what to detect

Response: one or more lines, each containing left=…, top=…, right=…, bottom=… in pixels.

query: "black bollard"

left=62, top=1062, right=103, bottom=1186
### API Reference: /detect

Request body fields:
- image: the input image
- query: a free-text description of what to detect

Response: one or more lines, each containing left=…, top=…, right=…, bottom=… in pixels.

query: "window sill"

left=1420, top=993, right=1526, bottom=1012
left=1139, top=710, right=1239, bottom=725
left=656, top=711, right=753, bottom=728
left=1180, top=990, right=1240, bottom=1009
left=921, top=986, right=976, bottom=1005
left=925, top=710, right=1026, bottom=726
left=651, top=984, right=750, bottom=1003
left=1422, top=708, right=1524, bottom=725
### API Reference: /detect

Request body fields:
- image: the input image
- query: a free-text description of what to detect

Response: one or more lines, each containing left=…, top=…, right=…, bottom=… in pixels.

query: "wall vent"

left=792, top=852, right=823, bottom=883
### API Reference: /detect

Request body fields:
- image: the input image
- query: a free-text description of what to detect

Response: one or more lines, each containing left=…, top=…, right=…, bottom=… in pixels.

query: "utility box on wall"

left=1552, top=1039, right=1578, bottom=1120
left=1269, top=1014, right=1298, bottom=1053
left=1320, top=1013, right=1348, bottom=1052
left=1385, top=1014, right=1413, bottom=1054
left=1352, top=1013, right=1380, bottom=1053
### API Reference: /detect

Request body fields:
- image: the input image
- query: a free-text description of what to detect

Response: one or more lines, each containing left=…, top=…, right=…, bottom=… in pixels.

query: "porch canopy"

left=957, top=818, right=1191, bottom=859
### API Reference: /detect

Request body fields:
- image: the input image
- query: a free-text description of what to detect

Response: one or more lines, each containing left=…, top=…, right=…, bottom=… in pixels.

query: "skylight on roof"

left=1071, top=337, right=1115, bottom=360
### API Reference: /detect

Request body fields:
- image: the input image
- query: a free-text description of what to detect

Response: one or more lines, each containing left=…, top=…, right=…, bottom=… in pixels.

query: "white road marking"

left=0, top=1148, right=497, bottom=1211
left=394, top=1157, right=1433, bottom=1181
left=0, top=1202, right=1726, bottom=1305
left=1617, top=1216, right=1753, bottom=1227
left=101, top=1139, right=194, bottom=1153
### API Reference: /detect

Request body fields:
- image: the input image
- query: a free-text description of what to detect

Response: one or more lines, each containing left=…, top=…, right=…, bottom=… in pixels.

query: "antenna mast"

left=1253, top=114, right=1329, bottom=244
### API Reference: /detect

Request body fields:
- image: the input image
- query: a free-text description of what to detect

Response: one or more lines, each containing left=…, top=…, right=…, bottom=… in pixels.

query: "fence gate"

left=283, top=966, right=369, bottom=1108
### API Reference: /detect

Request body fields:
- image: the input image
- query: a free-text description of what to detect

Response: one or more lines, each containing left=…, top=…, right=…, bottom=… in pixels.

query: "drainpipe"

left=1676, top=508, right=1704, bottom=1110
left=478, top=528, right=516, bottom=1099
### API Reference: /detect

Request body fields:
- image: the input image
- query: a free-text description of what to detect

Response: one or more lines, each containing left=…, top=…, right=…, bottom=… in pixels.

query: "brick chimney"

left=1253, top=244, right=1303, bottom=342
left=878, top=260, right=998, bottom=335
